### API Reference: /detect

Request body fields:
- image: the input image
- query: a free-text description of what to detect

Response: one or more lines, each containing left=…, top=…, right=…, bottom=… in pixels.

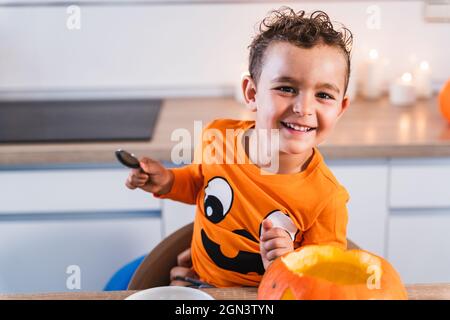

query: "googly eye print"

left=203, top=177, right=234, bottom=224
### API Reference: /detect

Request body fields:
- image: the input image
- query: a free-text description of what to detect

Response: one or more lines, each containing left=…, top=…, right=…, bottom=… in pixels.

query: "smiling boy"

left=126, top=7, right=353, bottom=287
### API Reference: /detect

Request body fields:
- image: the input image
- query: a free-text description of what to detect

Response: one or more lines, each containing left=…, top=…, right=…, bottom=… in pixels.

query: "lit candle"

left=413, top=60, right=432, bottom=99
left=362, top=49, right=382, bottom=100
left=389, top=72, right=417, bottom=107
left=346, top=69, right=358, bottom=101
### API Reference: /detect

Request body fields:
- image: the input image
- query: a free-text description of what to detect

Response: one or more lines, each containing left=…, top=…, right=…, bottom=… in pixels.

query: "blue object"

left=104, top=255, right=146, bottom=291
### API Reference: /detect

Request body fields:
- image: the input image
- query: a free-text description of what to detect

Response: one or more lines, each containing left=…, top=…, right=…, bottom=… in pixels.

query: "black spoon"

left=115, top=149, right=141, bottom=169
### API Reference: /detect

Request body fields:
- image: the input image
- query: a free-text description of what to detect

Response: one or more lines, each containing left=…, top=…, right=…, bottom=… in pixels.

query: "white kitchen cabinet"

left=386, top=157, right=450, bottom=284
left=390, top=158, right=450, bottom=209
left=0, top=168, right=160, bottom=214
left=328, top=160, right=389, bottom=257
left=387, top=210, right=450, bottom=284
left=0, top=166, right=162, bottom=293
left=0, top=214, right=161, bottom=294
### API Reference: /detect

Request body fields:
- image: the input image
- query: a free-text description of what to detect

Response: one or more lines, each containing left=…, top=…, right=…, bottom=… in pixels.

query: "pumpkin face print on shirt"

left=201, top=176, right=300, bottom=276
left=203, top=177, right=233, bottom=224
left=202, top=176, right=265, bottom=275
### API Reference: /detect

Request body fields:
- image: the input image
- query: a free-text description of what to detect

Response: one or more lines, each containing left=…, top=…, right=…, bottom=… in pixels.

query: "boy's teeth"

left=284, top=122, right=311, bottom=132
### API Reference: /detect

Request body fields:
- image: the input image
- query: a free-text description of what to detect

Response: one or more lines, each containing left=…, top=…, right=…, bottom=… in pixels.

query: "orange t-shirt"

left=158, top=119, right=349, bottom=287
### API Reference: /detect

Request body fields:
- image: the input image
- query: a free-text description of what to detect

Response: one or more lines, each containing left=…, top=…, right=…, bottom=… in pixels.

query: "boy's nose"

left=292, top=95, right=314, bottom=116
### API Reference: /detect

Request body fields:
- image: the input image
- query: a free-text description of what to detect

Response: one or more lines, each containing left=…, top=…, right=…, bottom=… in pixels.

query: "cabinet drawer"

left=389, top=159, right=450, bottom=208
left=387, top=211, right=450, bottom=284
left=0, top=168, right=160, bottom=214
left=328, top=161, right=389, bottom=256
left=0, top=214, right=161, bottom=293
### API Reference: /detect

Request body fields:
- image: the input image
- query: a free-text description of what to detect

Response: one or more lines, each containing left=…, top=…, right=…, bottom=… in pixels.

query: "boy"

left=126, top=7, right=353, bottom=287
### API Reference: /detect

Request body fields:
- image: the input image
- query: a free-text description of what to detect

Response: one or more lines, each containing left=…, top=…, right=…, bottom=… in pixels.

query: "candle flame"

left=401, top=72, right=412, bottom=83
left=419, top=61, right=429, bottom=71
left=240, top=70, right=250, bottom=79
left=369, top=49, right=379, bottom=60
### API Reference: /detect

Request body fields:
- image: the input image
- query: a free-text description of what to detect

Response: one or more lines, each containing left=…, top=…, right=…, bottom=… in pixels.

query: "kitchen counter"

left=1, top=283, right=450, bottom=300
left=1, top=95, right=449, bottom=166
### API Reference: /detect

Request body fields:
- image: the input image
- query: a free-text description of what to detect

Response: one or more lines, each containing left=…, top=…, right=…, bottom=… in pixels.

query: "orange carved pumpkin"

left=439, top=78, right=450, bottom=123
left=257, top=245, right=408, bottom=300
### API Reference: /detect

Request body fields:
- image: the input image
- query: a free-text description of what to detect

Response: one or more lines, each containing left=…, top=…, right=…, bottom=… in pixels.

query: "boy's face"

left=243, top=41, right=349, bottom=155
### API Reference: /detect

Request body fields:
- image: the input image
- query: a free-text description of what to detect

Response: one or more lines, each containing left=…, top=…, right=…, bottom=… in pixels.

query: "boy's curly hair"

left=248, top=7, right=353, bottom=95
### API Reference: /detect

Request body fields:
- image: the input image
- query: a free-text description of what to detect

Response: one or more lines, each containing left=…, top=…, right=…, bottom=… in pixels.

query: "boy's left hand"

left=260, top=219, right=294, bottom=270
left=170, top=248, right=199, bottom=286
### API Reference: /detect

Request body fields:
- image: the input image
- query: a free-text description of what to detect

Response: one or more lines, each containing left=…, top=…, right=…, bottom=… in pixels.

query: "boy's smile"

left=243, top=41, right=349, bottom=172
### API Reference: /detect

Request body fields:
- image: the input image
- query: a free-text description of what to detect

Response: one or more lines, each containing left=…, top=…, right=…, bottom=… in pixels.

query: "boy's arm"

left=299, top=188, right=349, bottom=249
left=155, top=163, right=204, bottom=205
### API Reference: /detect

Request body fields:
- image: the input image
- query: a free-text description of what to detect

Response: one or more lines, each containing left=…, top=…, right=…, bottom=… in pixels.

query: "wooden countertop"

left=1, top=95, right=449, bottom=166
left=1, top=284, right=450, bottom=300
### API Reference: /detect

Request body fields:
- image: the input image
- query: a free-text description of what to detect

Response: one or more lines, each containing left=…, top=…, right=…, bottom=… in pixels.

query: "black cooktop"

left=0, top=99, right=162, bottom=143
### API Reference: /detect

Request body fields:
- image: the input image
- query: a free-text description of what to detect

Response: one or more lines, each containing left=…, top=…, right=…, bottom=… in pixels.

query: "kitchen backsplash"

left=0, top=0, right=448, bottom=98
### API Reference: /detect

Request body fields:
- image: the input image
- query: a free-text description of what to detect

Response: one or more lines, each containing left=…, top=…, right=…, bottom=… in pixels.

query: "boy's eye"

left=317, top=92, right=334, bottom=100
left=277, top=86, right=296, bottom=94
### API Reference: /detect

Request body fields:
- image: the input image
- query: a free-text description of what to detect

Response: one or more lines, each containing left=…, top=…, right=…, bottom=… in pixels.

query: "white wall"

left=0, top=1, right=449, bottom=98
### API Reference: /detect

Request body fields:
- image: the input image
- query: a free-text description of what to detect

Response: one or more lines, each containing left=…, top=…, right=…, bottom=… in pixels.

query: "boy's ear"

left=337, top=95, right=350, bottom=119
left=242, top=75, right=258, bottom=112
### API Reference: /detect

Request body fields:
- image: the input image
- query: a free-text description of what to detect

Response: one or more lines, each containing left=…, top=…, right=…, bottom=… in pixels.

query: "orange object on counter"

left=258, top=245, right=408, bottom=300
left=439, top=78, right=450, bottom=122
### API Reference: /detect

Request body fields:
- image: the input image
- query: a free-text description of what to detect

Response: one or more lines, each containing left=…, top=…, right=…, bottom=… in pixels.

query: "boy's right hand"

left=125, top=157, right=174, bottom=196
